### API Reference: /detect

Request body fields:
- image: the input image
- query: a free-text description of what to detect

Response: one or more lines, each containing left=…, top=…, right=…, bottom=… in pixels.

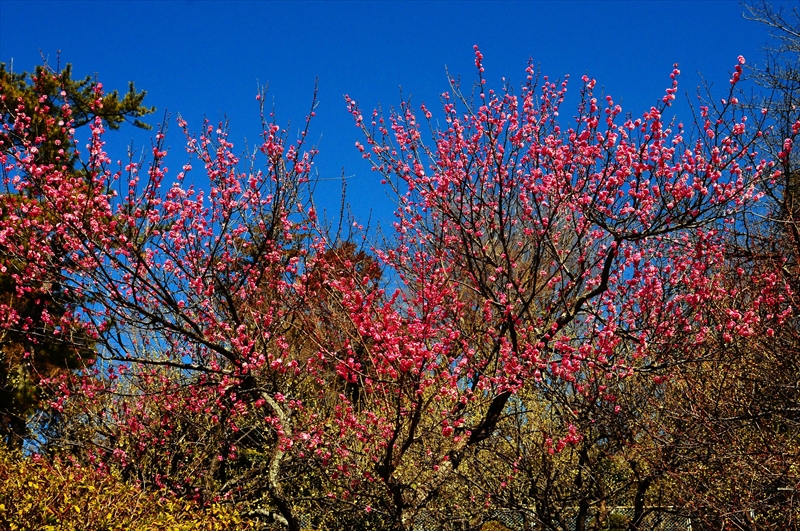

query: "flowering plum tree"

left=0, top=49, right=781, bottom=531
left=336, top=48, right=773, bottom=528
left=0, top=73, right=328, bottom=528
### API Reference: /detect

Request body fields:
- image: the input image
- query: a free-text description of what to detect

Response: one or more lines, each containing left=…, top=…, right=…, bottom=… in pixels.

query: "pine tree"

left=0, top=61, right=154, bottom=448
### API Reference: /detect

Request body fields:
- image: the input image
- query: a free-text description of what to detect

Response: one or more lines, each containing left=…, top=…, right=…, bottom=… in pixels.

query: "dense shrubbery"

left=0, top=445, right=256, bottom=530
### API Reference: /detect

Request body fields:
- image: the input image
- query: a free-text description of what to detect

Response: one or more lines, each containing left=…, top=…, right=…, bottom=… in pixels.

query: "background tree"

left=640, top=3, right=800, bottom=528
left=0, top=61, right=153, bottom=172
left=0, top=61, right=154, bottom=448
left=745, top=1, right=800, bottom=224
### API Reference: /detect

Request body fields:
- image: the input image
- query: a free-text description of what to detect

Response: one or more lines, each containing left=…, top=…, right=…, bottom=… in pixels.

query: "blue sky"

left=0, top=0, right=787, bottom=226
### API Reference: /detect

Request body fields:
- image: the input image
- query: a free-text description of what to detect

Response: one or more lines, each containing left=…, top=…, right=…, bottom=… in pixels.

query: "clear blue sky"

left=0, top=0, right=787, bottom=225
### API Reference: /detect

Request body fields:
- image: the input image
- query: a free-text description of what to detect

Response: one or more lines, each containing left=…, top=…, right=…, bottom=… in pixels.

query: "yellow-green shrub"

left=480, top=521, right=514, bottom=531
left=0, top=446, right=255, bottom=530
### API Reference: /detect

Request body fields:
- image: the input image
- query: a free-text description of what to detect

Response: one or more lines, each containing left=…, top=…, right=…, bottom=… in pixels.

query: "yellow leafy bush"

left=480, top=521, right=514, bottom=531
left=0, top=446, right=255, bottom=530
